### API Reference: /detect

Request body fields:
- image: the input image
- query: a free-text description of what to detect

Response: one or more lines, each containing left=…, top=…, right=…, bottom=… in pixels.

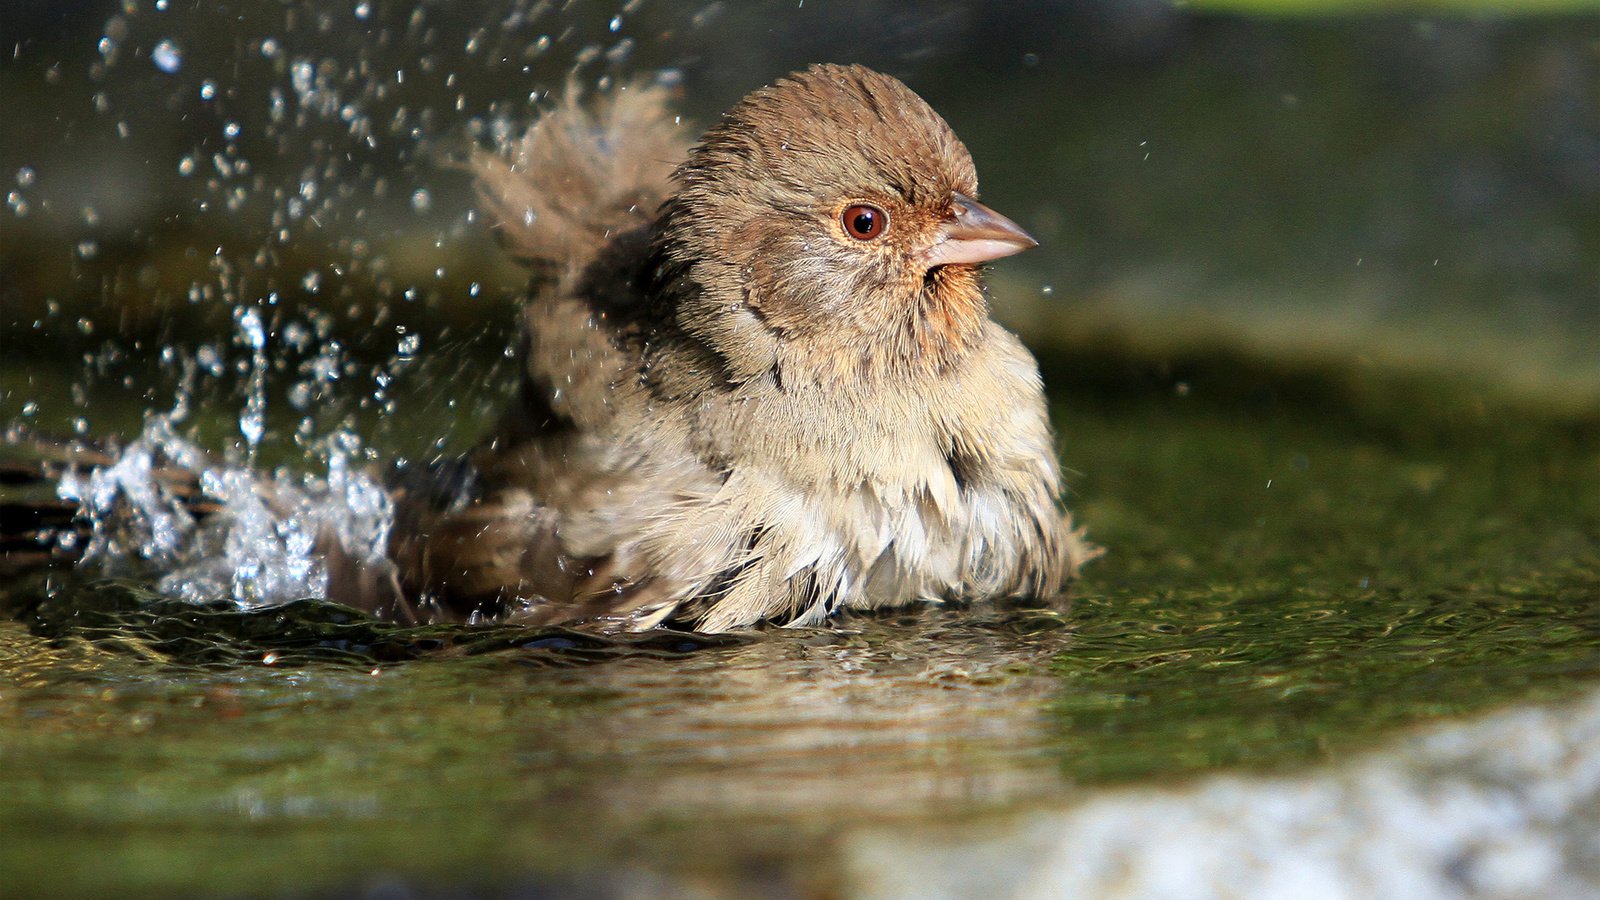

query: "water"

left=0, top=589, right=1077, bottom=895
left=2, top=2, right=1598, bottom=896
left=3, top=344, right=1597, bottom=895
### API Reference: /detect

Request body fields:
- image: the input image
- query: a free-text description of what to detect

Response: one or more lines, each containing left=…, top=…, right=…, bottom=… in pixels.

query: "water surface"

left=3, top=346, right=1596, bottom=897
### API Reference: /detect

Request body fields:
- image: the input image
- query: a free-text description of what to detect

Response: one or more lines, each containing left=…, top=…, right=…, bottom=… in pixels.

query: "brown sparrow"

left=382, top=63, right=1094, bottom=631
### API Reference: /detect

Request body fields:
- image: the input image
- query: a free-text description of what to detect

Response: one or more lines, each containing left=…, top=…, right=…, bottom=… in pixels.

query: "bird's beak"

left=922, top=193, right=1038, bottom=268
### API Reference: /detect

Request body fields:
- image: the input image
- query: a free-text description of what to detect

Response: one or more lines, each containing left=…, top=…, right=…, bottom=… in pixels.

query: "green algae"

left=1044, top=337, right=1599, bottom=782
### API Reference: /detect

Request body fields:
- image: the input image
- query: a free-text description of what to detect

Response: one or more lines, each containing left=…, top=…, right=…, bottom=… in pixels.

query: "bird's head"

left=654, top=64, right=1035, bottom=380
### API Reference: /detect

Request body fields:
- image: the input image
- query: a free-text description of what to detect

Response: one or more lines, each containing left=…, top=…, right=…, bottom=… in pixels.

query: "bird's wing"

left=388, top=427, right=731, bottom=629
left=475, top=77, right=693, bottom=438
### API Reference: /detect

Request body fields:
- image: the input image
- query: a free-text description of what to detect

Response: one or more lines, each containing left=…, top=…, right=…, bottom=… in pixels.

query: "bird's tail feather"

left=472, top=77, right=688, bottom=284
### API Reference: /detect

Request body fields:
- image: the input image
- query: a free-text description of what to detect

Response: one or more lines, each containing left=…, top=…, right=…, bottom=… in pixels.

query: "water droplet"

left=240, top=410, right=265, bottom=448
left=605, top=38, right=635, bottom=64
left=291, top=60, right=315, bottom=98
left=236, top=307, right=267, bottom=350
left=195, top=345, right=224, bottom=376
left=152, top=40, right=182, bottom=74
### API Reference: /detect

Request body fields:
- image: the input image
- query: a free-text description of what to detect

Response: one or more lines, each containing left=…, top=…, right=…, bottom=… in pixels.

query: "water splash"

left=57, top=415, right=394, bottom=611
left=234, top=305, right=269, bottom=463
left=11, top=1, right=670, bottom=612
left=56, top=417, right=200, bottom=568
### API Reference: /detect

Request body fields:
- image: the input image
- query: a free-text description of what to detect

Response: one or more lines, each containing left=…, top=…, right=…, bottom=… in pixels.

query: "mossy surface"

left=1047, top=341, right=1600, bottom=782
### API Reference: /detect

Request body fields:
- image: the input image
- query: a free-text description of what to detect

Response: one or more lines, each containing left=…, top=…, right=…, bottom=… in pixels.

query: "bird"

left=380, top=63, right=1096, bottom=632
left=0, top=64, right=1095, bottom=633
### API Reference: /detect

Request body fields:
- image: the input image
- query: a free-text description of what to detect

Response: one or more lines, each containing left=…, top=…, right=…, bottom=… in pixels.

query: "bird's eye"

left=841, top=204, right=887, bottom=241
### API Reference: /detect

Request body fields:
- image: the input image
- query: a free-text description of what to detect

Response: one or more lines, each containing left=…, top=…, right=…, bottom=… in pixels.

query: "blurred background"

left=3, top=6, right=1598, bottom=897
left=3, top=0, right=1597, bottom=450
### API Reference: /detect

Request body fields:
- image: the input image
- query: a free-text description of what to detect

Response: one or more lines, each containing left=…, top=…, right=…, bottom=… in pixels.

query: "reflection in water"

left=0, top=594, right=1083, bottom=894
left=557, top=608, right=1077, bottom=825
